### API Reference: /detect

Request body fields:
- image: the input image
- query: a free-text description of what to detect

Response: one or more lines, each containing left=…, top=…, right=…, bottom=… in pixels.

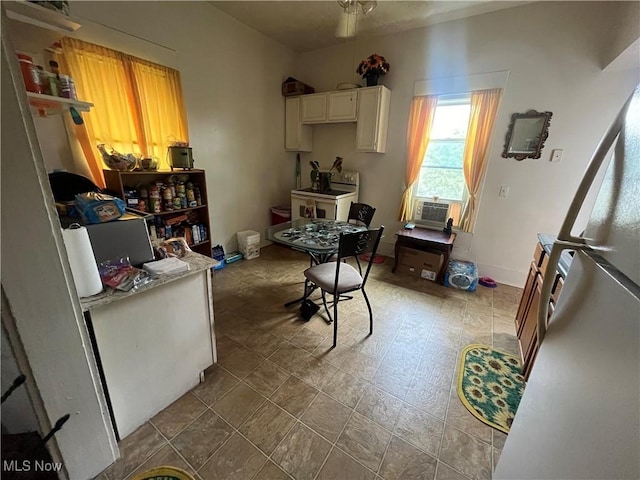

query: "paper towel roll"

left=62, top=225, right=103, bottom=298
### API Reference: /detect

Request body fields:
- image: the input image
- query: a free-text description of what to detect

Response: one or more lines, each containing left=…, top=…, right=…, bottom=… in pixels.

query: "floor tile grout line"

left=114, top=424, right=169, bottom=480
left=144, top=422, right=203, bottom=480
left=109, top=249, right=520, bottom=476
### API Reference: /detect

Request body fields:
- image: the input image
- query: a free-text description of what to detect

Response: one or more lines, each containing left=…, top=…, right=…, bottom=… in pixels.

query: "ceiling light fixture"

left=338, top=0, right=378, bottom=15
left=335, top=0, right=377, bottom=38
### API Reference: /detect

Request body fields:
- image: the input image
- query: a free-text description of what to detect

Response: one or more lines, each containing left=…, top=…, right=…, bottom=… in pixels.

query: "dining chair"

left=346, top=202, right=376, bottom=274
left=302, top=226, right=384, bottom=347
left=347, top=202, right=376, bottom=227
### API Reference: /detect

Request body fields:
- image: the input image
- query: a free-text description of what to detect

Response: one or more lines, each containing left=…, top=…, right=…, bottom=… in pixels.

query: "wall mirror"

left=502, top=110, right=552, bottom=160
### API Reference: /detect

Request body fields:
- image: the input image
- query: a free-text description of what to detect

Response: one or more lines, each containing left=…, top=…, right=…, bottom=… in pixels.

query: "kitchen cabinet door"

left=520, top=273, right=543, bottom=379
left=301, top=93, right=328, bottom=123
left=515, top=261, right=537, bottom=334
left=285, top=97, right=312, bottom=152
left=356, top=86, right=391, bottom=153
left=327, top=90, right=357, bottom=122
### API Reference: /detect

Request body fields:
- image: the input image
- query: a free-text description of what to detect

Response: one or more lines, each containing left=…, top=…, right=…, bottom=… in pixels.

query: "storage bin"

left=271, top=205, right=291, bottom=225
left=237, top=230, right=260, bottom=259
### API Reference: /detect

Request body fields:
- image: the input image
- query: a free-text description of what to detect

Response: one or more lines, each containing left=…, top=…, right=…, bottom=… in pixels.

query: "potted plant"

left=310, top=157, right=343, bottom=192
left=356, top=53, right=390, bottom=87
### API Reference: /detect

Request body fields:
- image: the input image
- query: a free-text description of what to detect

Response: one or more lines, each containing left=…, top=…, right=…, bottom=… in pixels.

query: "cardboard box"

left=397, top=247, right=444, bottom=281
left=282, top=77, right=315, bottom=97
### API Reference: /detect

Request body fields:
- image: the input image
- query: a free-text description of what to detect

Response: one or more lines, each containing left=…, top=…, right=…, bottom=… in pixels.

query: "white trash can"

left=237, top=230, right=260, bottom=259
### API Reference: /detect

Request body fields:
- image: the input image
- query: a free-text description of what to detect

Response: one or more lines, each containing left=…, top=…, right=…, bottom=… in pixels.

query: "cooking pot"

left=318, top=172, right=333, bottom=193
left=168, top=147, right=194, bottom=170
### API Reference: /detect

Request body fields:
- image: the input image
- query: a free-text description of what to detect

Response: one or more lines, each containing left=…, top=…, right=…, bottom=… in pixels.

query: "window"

left=401, top=80, right=503, bottom=232
left=415, top=96, right=470, bottom=202
left=57, top=38, right=189, bottom=187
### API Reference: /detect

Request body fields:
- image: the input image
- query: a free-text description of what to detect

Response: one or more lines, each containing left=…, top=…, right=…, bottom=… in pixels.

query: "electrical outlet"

left=550, top=149, right=563, bottom=162
left=499, top=186, right=510, bottom=198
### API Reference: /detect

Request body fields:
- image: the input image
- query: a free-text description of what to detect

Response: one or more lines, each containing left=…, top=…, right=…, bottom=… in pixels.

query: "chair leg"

left=302, top=278, right=310, bottom=301
left=320, top=290, right=333, bottom=324
left=362, top=288, right=373, bottom=336
left=333, top=293, right=339, bottom=348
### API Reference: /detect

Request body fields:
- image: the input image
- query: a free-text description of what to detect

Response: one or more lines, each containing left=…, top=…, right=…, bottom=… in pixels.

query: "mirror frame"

left=502, top=110, right=553, bottom=161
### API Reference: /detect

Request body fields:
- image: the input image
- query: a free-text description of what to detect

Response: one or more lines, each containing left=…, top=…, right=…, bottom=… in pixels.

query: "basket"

left=97, top=144, right=138, bottom=171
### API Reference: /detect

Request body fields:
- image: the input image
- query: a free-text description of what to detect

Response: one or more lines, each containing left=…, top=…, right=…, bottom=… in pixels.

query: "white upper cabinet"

left=301, top=91, right=358, bottom=124
left=356, top=86, right=391, bottom=153
left=301, top=93, right=328, bottom=124
left=285, top=97, right=312, bottom=152
left=285, top=86, right=390, bottom=154
left=327, top=90, right=357, bottom=122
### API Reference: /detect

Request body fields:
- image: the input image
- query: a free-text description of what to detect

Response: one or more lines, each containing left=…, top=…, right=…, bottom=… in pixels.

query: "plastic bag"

left=444, top=259, right=478, bottom=292
left=75, top=192, right=126, bottom=224
left=154, top=237, right=192, bottom=259
left=98, top=258, right=152, bottom=292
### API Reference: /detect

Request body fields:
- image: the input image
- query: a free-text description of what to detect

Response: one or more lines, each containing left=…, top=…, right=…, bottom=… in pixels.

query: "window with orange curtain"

left=409, top=89, right=501, bottom=232
left=56, top=38, right=189, bottom=187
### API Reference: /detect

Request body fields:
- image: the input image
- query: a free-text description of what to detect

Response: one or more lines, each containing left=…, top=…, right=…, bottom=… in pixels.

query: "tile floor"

left=97, top=245, right=522, bottom=480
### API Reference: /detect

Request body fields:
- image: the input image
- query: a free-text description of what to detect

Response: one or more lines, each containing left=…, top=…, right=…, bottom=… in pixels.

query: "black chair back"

left=335, top=226, right=384, bottom=288
left=347, top=202, right=376, bottom=227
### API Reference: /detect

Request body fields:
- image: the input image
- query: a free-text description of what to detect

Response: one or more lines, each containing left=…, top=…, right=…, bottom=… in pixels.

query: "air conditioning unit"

left=413, top=199, right=462, bottom=227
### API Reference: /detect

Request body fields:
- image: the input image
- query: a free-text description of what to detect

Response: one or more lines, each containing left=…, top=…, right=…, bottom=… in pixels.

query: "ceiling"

left=209, top=1, right=531, bottom=53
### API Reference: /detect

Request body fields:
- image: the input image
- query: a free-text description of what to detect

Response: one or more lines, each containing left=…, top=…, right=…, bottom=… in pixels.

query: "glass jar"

left=36, top=66, right=51, bottom=95
left=17, top=54, right=42, bottom=94
left=58, top=74, right=72, bottom=99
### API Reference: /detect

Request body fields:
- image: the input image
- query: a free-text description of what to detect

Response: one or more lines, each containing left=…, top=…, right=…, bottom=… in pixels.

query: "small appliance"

left=167, top=146, right=194, bottom=170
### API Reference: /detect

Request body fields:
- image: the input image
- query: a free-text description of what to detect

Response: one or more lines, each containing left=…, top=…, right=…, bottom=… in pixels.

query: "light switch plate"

left=499, top=185, right=510, bottom=198
left=551, top=149, right=563, bottom=162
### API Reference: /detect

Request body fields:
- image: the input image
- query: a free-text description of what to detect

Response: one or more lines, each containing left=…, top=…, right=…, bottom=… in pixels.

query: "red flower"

left=356, top=53, right=390, bottom=78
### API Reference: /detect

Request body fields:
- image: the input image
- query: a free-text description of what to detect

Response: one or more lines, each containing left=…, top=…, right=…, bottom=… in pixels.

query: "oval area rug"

left=130, top=466, right=195, bottom=480
left=457, top=344, right=526, bottom=433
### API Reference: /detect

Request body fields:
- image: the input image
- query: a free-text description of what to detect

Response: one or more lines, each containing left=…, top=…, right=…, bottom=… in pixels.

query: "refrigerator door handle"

left=556, top=91, right=632, bottom=245
left=538, top=90, right=635, bottom=343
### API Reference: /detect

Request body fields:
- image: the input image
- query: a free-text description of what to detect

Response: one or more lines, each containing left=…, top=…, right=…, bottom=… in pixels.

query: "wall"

left=1, top=325, right=39, bottom=434
left=36, top=1, right=296, bottom=253
left=2, top=33, right=119, bottom=477
left=295, top=1, right=639, bottom=286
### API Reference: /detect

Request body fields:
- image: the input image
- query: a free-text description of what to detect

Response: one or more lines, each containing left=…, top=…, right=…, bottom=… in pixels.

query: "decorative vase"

left=366, top=75, right=379, bottom=87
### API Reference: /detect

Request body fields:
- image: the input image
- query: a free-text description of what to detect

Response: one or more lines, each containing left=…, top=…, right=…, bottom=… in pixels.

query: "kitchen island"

left=81, top=252, right=218, bottom=439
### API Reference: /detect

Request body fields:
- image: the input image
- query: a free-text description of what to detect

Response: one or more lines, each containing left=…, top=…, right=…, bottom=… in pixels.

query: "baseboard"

left=475, top=263, right=526, bottom=288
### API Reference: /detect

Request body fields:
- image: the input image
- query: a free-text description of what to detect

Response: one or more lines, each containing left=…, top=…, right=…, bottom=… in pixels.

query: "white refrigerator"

left=494, top=84, right=640, bottom=479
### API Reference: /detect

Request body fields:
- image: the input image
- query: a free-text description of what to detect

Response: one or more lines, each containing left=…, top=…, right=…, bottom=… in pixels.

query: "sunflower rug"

left=457, top=344, right=526, bottom=433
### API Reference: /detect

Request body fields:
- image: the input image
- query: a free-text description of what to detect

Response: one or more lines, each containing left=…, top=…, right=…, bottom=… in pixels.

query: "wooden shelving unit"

left=104, top=169, right=212, bottom=258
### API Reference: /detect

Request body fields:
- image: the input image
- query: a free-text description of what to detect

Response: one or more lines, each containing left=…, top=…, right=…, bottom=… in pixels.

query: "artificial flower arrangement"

left=356, top=53, right=390, bottom=79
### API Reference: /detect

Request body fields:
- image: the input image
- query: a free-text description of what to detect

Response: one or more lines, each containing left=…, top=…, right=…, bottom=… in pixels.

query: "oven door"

left=291, top=194, right=337, bottom=220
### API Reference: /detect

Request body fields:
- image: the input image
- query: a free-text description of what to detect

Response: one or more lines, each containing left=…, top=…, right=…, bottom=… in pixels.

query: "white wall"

left=295, top=1, right=639, bottom=286
left=37, top=1, right=297, bottom=253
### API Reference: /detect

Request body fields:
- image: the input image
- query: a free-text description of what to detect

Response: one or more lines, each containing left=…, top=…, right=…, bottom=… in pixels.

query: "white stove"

left=291, top=171, right=359, bottom=220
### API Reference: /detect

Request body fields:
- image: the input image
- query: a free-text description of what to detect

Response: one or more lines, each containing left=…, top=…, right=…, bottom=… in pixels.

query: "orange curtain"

left=459, top=88, right=502, bottom=232
left=57, top=38, right=189, bottom=185
left=398, top=95, right=438, bottom=221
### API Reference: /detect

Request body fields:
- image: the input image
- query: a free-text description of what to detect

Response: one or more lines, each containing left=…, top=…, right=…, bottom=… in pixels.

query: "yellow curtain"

left=128, top=57, right=189, bottom=168
left=57, top=38, right=189, bottom=185
left=398, top=95, right=438, bottom=221
left=459, top=88, right=502, bottom=232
